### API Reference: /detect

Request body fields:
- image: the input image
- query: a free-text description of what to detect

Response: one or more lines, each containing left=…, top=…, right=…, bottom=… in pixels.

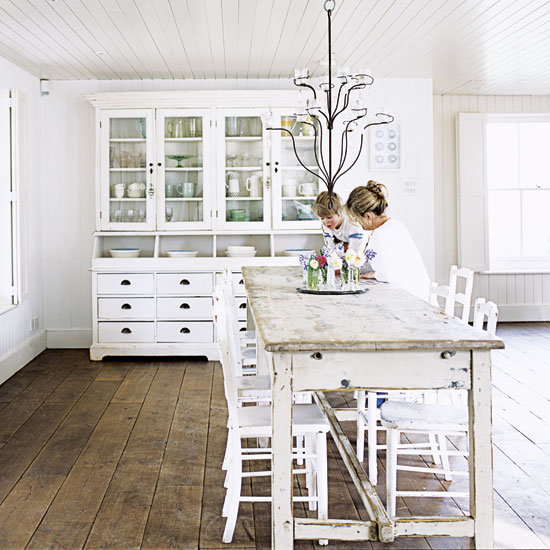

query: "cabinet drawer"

left=215, top=272, right=246, bottom=296
left=98, top=322, right=154, bottom=343
left=157, top=321, right=214, bottom=343
left=157, top=273, right=213, bottom=295
left=157, top=297, right=213, bottom=319
left=234, top=297, right=248, bottom=320
left=98, top=298, right=155, bottom=320
left=97, top=273, right=154, bottom=295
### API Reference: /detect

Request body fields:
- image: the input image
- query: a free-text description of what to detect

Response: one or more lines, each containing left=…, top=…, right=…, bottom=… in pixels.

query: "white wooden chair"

left=430, top=265, right=474, bottom=323
left=381, top=298, right=498, bottom=516
left=220, top=268, right=258, bottom=376
left=218, top=273, right=270, bottom=405
left=213, top=287, right=329, bottom=544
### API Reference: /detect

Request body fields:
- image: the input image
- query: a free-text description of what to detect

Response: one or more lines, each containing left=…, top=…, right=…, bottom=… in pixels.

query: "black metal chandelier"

left=265, top=0, right=394, bottom=203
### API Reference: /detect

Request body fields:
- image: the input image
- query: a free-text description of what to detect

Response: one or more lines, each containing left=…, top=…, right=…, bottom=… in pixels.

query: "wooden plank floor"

left=0, top=323, right=548, bottom=549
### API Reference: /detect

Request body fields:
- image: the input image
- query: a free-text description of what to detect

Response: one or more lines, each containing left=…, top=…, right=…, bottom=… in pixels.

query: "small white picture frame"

left=370, top=123, right=401, bottom=170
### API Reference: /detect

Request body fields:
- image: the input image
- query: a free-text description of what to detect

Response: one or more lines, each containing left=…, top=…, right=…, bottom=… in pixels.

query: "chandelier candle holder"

left=263, top=0, right=394, bottom=206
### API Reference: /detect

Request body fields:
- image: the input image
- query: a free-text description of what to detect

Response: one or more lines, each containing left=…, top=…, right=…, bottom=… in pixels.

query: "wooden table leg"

left=468, top=350, right=494, bottom=549
left=271, top=352, right=294, bottom=549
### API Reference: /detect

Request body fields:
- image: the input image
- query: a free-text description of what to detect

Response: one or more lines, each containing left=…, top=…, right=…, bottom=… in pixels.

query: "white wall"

left=40, top=77, right=434, bottom=347
left=0, top=56, right=45, bottom=382
left=434, top=94, right=550, bottom=320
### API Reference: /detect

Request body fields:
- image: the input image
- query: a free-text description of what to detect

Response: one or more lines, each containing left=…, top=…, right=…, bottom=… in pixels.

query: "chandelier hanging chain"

left=265, top=0, right=394, bottom=201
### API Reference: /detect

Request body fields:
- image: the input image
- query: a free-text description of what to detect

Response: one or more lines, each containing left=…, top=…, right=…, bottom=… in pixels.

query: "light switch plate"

left=401, top=178, right=417, bottom=196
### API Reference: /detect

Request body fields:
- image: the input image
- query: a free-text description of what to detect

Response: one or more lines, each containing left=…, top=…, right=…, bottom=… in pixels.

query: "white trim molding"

left=0, top=330, right=46, bottom=386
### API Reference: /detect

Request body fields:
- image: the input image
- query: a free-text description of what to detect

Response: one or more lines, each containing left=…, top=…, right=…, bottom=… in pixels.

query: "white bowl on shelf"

left=226, top=250, right=256, bottom=257
left=226, top=245, right=256, bottom=252
left=166, top=250, right=198, bottom=258
left=109, top=248, right=141, bottom=258
left=283, top=249, right=315, bottom=257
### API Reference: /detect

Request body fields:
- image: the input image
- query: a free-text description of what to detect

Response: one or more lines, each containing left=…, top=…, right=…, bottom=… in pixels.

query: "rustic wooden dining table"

left=242, top=266, right=504, bottom=549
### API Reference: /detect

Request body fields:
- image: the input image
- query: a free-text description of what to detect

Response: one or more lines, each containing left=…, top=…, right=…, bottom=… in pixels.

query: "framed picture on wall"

left=370, top=124, right=401, bottom=170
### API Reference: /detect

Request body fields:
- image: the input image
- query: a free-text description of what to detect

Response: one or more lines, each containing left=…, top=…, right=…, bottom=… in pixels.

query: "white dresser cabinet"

left=88, top=91, right=325, bottom=360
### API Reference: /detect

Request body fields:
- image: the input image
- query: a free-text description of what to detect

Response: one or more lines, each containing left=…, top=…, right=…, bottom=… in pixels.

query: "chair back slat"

left=473, top=297, right=498, bottom=336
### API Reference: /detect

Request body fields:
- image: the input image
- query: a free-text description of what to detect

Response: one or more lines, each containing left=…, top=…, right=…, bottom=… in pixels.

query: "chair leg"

left=316, top=431, right=329, bottom=546
left=222, top=456, right=242, bottom=543
left=386, top=428, right=399, bottom=517
left=305, top=435, right=317, bottom=511
left=367, top=391, right=378, bottom=485
left=438, top=432, right=453, bottom=481
left=356, top=390, right=366, bottom=462
left=429, top=433, right=440, bottom=465
left=296, top=435, right=305, bottom=465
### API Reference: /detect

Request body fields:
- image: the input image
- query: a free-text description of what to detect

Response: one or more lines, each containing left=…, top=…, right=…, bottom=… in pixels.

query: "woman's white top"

left=369, top=218, right=430, bottom=301
left=323, top=216, right=368, bottom=253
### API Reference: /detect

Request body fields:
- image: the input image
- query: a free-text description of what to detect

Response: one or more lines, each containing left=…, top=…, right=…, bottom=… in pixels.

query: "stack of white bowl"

left=225, top=245, right=256, bottom=257
left=166, top=250, right=198, bottom=258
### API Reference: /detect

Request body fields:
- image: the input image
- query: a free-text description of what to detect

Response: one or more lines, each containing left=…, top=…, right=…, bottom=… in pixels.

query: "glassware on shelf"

left=165, top=207, right=174, bottom=222
left=112, top=209, right=122, bottom=223
left=137, top=208, right=146, bottom=222
left=125, top=208, right=135, bottom=222
left=119, top=151, right=129, bottom=168
left=239, top=118, right=249, bottom=136
left=166, top=154, right=192, bottom=168
left=248, top=117, right=262, bottom=137
left=226, top=117, right=239, bottom=137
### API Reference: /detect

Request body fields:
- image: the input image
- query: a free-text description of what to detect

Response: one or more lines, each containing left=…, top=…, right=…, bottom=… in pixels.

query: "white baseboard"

left=495, top=305, right=550, bottom=322
left=46, top=329, right=92, bottom=349
left=0, top=331, right=47, bottom=386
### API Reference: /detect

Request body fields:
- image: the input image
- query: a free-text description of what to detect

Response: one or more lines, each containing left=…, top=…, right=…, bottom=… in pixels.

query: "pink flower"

left=317, top=255, right=327, bottom=268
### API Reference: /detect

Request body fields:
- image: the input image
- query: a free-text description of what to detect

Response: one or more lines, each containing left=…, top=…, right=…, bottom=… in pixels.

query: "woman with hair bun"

left=345, top=180, right=430, bottom=301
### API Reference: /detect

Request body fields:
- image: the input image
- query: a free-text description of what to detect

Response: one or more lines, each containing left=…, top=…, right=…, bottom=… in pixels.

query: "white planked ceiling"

left=0, top=0, right=549, bottom=95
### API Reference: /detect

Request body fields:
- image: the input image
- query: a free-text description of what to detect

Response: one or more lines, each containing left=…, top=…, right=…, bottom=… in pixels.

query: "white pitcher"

left=226, top=172, right=240, bottom=197
left=246, top=175, right=262, bottom=198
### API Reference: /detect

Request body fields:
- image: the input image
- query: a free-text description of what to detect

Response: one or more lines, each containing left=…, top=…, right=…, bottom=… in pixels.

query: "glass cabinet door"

left=99, top=109, right=155, bottom=230
left=272, top=111, right=322, bottom=230
left=156, top=109, right=213, bottom=230
left=216, top=110, right=270, bottom=230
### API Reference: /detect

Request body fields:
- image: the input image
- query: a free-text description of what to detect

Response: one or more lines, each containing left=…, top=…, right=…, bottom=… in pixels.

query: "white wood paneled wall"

left=434, top=94, right=550, bottom=321
left=41, top=77, right=434, bottom=347
left=0, top=55, right=45, bottom=377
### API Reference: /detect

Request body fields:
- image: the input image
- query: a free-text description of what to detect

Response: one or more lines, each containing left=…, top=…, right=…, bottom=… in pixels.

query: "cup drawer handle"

left=239, top=327, right=246, bottom=332
left=179, top=279, right=190, bottom=285
left=121, top=303, right=132, bottom=310
left=121, top=280, right=131, bottom=286
left=180, top=303, right=191, bottom=309
left=121, top=327, right=132, bottom=334
left=239, top=303, right=247, bottom=309
left=239, top=279, right=244, bottom=285
left=180, top=327, right=191, bottom=334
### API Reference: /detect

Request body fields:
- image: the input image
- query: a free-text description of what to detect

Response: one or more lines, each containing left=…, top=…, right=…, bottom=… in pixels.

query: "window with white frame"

left=486, top=115, right=550, bottom=269
left=0, top=89, right=19, bottom=312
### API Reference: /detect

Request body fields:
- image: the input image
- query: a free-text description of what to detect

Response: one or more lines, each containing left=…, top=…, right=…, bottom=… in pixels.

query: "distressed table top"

left=242, top=266, right=504, bottom=353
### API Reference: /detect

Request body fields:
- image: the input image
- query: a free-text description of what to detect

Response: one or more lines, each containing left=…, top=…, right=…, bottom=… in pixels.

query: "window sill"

left=0, top=304, right=17, bottom=316
left=480, top=269, right=550, bottom=275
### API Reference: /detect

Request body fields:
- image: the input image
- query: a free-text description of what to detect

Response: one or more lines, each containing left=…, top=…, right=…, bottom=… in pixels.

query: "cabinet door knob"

left=180, top=279, right=190, bottom=285
left=180, top=303, right=191, bottom=309
left=121, top=327, right=132, bottom=334
left=180, top=327, right=191, bottom=334
left=121, top=303, right=132, bottom=310
left=239, top=303, right=247, bottom=309
left=121, top=280, right=131, bottom=286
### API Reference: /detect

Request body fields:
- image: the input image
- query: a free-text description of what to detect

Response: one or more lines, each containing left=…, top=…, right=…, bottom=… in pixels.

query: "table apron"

left=290, top=350, right=471, bottom=392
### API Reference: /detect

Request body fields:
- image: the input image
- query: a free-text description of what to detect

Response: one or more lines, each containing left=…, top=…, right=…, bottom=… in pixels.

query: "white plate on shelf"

left=283, top=249, right=315, bottom=257
left=226, top=250, right=256, bottom=257
left=166, top=250, right=198, bottom=258
left=109, top=248, right=141, bottom=258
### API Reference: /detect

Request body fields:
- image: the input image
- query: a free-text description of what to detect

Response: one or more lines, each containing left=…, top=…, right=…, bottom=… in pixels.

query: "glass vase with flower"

left=307, top=256, right=320, bottom=290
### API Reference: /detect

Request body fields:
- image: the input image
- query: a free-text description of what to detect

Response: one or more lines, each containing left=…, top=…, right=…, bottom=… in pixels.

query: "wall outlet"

left=30, top=317, right=39, bottom=332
